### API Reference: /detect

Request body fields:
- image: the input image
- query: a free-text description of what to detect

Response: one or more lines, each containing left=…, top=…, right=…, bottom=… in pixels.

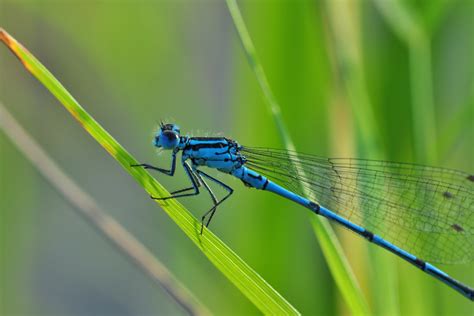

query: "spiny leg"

left=133, top=153, right=203, bottom=198
left=168, top=166, right=202, bottom=195
left=195, top=171, right=218, bottom=205
left=152, top=161, right=200, bottom=200
left=134, top=153, right=233, bottom=232
left=195, top=169, right=233, bottom=233
left=193, top=172, right=218, bottom=233
left=169, top=186, right=198, bottom=195
left=131, top=151, right=177, bottom=176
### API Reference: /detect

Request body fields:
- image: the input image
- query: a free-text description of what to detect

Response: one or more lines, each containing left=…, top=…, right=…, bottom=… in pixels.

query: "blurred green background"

left=0, top=0, right=473, bottom=315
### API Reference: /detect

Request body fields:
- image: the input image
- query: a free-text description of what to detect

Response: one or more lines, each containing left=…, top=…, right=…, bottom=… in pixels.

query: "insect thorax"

left=182, top=137, right=246, bottom=173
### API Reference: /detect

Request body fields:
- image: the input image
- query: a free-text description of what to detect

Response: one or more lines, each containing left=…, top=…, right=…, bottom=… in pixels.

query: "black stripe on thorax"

left=190, top=137, right=228, bottom=141
left=186, top=142, right=230, bottom=151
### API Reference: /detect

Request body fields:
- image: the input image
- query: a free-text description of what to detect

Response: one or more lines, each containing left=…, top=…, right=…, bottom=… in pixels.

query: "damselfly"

left=133, top=123, right=473, bottom=300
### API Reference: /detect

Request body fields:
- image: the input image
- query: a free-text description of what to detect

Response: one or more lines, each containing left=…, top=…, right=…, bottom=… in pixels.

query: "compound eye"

left=163, top=130, right=178, bottom=141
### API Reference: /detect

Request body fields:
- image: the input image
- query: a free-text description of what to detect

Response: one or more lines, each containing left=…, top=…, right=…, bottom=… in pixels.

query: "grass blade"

left=0, top=28, right=299, bottom=315
left=372, top=0, right=438, bottom=164
left=225, top=2, right=369, bottom=315
left=438, top=82, right=474, bottom=157
left=371, top=1, right=439, bottom=313
left=0, top=102, right=211, bottom=316
left=323, top=1, right=401, bottom=314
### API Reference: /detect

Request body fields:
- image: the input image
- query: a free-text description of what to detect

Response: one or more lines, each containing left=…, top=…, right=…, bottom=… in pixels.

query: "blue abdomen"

left=232, top=167, right=268, bottom=189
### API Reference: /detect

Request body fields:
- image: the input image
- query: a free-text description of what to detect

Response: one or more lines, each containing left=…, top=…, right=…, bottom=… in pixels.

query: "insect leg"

left=151, top=161, right=200, bottom=200
left=131, top=151, right=177, bottom=176
left=195, top=170, right=233, bottom=233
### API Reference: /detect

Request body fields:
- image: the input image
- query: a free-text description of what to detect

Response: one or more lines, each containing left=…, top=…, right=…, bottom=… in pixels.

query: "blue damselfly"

left=133, top=123, right=473, bottom=300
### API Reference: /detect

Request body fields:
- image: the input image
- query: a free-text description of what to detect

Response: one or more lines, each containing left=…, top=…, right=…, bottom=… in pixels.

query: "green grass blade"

left=225, top=2, right=370, bottom=315
left=370, top=2, right=438, bottom=312
left=372, top=0, right=438, bottom=164
left=0, top=28, right=299, bottom=315
left=0, top=102, right=211, bottom=316
left=438, top=82, right=474, bottom=157
left=323, top=2, right=399, bottom=314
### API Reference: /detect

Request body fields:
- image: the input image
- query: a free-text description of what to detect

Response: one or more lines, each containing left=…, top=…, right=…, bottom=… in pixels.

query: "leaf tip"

left=0, top=29, right=36, bottom=74
left=0, top=28, right=8, bottom=42
left=0, top=28, right=16, bottom=49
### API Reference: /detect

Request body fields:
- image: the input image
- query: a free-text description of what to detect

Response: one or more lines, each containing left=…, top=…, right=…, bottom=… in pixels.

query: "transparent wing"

left=242, top=146, right=474, bottom=264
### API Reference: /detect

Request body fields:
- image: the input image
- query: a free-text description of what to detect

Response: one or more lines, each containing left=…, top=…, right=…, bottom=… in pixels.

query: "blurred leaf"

left=422, top=0, right=455, bottom=33
left=0, top=103, right=211, bottom=316
left=372, top=0, right=437, bottom=164
left=324, top=1, right=398, bottom=314
left=439, top=82, right=474, bottom=157
left=400, top=0, right=455, bottom=33
left=0, top=28, right=299, bottom=315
